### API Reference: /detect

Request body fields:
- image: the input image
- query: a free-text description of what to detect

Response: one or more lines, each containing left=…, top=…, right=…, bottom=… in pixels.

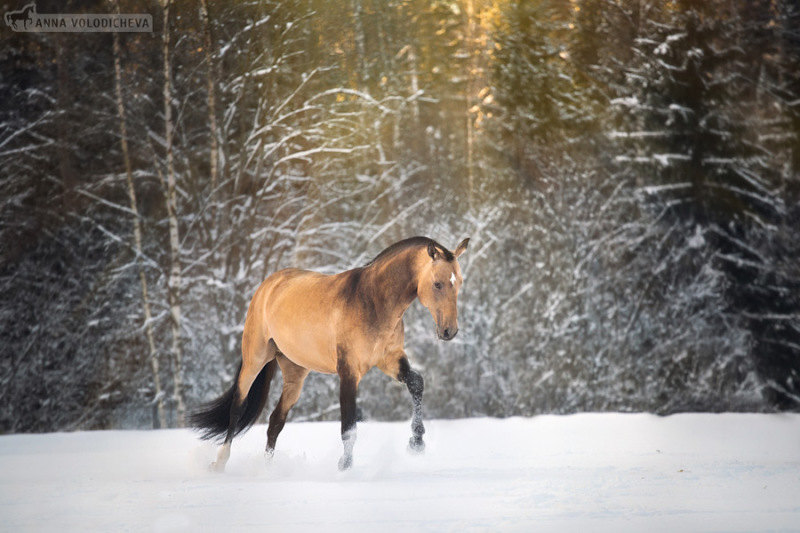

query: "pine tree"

left=610, top=0, right=800, bottom=408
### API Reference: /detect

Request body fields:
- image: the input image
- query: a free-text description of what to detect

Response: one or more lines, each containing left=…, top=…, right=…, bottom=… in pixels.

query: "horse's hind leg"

left=337, top=346, right=363, bottom=470
left=379, top=353, right=425, bottom=452
left=212, top=337, right=278, bottom=471
left=265, top=354, right=309, bottom=457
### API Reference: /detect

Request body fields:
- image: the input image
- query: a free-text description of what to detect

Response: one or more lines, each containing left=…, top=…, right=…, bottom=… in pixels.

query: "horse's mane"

left=364, top=236, right=454, bottom=268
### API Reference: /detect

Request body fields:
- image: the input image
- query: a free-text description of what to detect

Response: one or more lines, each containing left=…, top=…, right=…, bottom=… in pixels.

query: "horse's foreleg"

left=265, top=355, right=309, bottom=457
left=337, top=348, right=361, bottom=470
left=378, top=353, right=425, bottom=453
left=398, top=357, right=425, bottom=452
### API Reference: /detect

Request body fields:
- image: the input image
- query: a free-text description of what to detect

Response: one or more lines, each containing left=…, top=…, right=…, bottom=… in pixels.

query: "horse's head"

left=417, top=238, right=469, bottom=341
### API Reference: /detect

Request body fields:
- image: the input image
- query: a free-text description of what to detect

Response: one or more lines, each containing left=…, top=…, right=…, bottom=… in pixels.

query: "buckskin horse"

left=190, top=236, right=469, bottom=471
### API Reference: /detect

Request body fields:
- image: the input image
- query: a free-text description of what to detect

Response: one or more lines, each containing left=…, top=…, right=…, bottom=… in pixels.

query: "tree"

left=160, top=0, right=186, bottom=424
left=608, top=0, right=799, bottom=408
left=112, top=0, right=166, bottom=428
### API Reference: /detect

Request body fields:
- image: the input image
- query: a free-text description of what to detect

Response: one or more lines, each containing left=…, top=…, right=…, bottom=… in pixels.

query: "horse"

left=189, top=236, right=469, bottom=471
left=5, top=3, right=35, bottom=30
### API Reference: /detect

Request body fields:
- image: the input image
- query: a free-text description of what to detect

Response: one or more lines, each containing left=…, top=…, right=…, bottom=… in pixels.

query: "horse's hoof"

left=264, top=448, right=275, bottom=465
left=338, top=455, right=353, bottom=471
left=209, top=461, right=225, bottom=473
left=407, top=436, right=425, bottom=454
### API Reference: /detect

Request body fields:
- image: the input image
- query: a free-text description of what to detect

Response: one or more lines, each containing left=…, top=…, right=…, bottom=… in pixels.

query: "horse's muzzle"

left=439, top=327, right=458, bottom=341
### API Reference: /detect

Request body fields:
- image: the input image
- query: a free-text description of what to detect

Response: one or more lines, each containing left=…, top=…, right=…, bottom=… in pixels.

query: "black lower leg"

left=266, top=398, right=286, bottom=454
left=338, top=356, right=358, bottom=470
left=398, top=357, right=425, bottom=450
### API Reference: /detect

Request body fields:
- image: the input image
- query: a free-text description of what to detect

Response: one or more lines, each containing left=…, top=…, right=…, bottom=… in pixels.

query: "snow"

left=655, top=42, right=670, bottom=56
left=1, top=414, right=799, bottom=532
left=687, top=225, right=706, bottom=249
left=653, top=153, right=691, bottom=167
left=610, top=96, right=640, bottom=108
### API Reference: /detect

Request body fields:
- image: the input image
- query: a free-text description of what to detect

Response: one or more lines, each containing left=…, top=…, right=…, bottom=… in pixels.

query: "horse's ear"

left=427, top=242, right=441, bottom=261
left=454, top=238, right=470, bottom=258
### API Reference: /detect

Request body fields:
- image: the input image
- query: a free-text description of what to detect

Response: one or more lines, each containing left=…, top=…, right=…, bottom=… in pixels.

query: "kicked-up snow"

left=1, top=414, right=799, bottom=532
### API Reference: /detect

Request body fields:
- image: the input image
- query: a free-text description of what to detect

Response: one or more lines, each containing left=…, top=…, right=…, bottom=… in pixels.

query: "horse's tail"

left=188, top=359, right=276, bottom=441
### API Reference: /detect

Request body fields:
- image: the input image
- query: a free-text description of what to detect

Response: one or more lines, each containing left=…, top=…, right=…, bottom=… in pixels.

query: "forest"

left=1, top=0, right=799, bottom=432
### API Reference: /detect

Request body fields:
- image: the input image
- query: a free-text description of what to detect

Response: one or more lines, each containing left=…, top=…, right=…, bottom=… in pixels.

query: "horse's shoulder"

left=334, top=267, right=366, bottom=301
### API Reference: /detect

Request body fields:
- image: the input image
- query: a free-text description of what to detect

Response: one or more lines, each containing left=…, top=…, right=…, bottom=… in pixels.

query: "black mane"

left=365, top=236, right=454, bottom=267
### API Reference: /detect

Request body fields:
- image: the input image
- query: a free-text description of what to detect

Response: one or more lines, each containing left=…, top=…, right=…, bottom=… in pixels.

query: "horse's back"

left=260, top=267, right=339, bottom=308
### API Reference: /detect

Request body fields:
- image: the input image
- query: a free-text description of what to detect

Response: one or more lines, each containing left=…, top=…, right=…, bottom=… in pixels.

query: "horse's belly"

left=271, top=330, right=337, bottom=374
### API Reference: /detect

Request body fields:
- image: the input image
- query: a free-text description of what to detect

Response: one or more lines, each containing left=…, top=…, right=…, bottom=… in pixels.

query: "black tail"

left=188, top=360, right=276, bottom=442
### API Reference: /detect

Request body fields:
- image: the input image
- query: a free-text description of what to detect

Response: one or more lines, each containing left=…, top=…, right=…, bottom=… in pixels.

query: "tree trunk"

left=162, top=0, right=186, bottom=425
left=464, top=0, right=476, bottom=211
left=112, top=2, right=166, bottom=429
left=112, top=2, right=167, bottom=429
left=56, top=35, right=77, bottom=213
left=407, top=45, right=420, bottom=123
left=199, top=0, right=219, bottom=196
left=352, top=0, right=367, bottom=86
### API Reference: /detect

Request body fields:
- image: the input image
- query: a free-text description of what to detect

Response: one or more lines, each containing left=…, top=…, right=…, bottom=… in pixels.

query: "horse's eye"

left=434, top=282, right=443, bottom=290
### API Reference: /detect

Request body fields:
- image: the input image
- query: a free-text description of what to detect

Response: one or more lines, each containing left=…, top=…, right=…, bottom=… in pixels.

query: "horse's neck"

left=364, top=249, right=421, bottom=322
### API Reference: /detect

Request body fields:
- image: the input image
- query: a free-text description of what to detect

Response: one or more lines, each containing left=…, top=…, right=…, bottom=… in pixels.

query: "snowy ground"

left=1, top=414, right=799, bottom=532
